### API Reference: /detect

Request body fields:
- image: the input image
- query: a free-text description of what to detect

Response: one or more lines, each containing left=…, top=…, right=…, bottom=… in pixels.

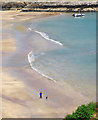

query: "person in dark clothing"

left=46, top=96, right=48, bottom=100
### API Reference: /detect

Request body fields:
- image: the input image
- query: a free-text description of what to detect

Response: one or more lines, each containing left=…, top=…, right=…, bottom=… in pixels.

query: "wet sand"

left=1, top=10, right=91, bottom=118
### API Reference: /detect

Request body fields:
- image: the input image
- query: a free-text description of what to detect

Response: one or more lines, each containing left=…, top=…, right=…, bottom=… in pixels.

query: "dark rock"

left=1, top=1, right=98, bottom=12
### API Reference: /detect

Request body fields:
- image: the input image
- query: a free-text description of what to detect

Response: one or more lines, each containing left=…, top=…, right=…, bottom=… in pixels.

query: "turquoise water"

left=29, top=13, right=96, bottom=99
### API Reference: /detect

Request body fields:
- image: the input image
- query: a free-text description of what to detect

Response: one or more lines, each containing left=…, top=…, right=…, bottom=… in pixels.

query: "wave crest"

left=28, top=51, right=55, bottom=82
left=35, top=31, right=63, bottom=46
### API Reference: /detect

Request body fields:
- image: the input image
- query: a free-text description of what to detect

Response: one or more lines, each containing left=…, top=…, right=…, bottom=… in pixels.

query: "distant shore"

left=1, top=1, right=98, bottom=12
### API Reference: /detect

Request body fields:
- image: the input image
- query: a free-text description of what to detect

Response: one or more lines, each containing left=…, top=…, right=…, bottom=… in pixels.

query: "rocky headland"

left=1, top=1, right=98, bottom=12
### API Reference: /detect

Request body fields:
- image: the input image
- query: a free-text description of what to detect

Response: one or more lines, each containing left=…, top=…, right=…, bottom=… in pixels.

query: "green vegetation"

left=64, top=102, right=96, bottom=120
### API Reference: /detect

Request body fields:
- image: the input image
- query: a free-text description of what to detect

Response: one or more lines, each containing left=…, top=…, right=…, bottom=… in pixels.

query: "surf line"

left=28, top=27, right=63, bottom=46
left=28, top=51, right=56, bottom=82
left=34, top=30, right=63, bottom=46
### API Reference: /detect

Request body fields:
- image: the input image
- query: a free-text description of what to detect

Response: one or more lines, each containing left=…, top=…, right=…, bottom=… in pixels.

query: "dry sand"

left=1, top=10, right=91, bottom=118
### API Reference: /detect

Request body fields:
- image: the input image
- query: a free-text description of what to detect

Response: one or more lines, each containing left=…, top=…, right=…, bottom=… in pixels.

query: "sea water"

left=28, top=13, right=96, bottom=99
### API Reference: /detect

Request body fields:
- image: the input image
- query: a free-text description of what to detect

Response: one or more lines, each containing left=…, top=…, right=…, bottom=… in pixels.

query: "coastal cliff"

left=1, top=1, right=98, bottom=12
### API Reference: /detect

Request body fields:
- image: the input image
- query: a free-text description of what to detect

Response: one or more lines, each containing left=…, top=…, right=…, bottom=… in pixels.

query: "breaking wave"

left=35, top=31, right=63, bottom=46
left=28, top=51, right=55, bottom=82
left=28, top=27, right=63, bottom=46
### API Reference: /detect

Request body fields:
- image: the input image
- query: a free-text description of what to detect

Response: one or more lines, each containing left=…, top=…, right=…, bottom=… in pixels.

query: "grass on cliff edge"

left=64, top=102, right=98, bottom=120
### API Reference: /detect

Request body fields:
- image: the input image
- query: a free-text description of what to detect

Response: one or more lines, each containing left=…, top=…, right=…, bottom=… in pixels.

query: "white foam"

left=28, top=51, right=35, bottom=63
left=28, top=28, right=32, bottom=31
left=28, top=51, right=56, bottom=82
left=35, top=31, right=63, bottom=46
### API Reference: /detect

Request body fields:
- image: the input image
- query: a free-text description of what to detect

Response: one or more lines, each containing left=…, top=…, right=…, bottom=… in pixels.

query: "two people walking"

left=40, top=92, right=48, bottom=100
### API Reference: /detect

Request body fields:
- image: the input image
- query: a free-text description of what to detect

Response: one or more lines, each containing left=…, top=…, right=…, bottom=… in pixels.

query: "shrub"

left=72, top=105, right=90, bottom=120
left=65, top=114, right=75, bottom=120
left=87, top=102, right=96, bottom=116
left=64, top=102, right=96, bottom=120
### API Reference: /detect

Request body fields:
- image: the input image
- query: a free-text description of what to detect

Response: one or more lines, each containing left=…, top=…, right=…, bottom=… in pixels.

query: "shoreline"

left=1, top=10, right=95, bottom=118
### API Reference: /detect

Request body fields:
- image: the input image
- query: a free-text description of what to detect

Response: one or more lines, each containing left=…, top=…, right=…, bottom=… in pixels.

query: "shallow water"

left=29, top=13, right=96, bottom=99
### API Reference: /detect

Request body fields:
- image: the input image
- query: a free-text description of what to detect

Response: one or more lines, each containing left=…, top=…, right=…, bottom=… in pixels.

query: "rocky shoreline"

left=1, top=1, right=98, bottom=12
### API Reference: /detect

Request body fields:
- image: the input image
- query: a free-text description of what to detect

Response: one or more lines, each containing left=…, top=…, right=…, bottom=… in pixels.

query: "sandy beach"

left=1, top=10, right=92, bottom=118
